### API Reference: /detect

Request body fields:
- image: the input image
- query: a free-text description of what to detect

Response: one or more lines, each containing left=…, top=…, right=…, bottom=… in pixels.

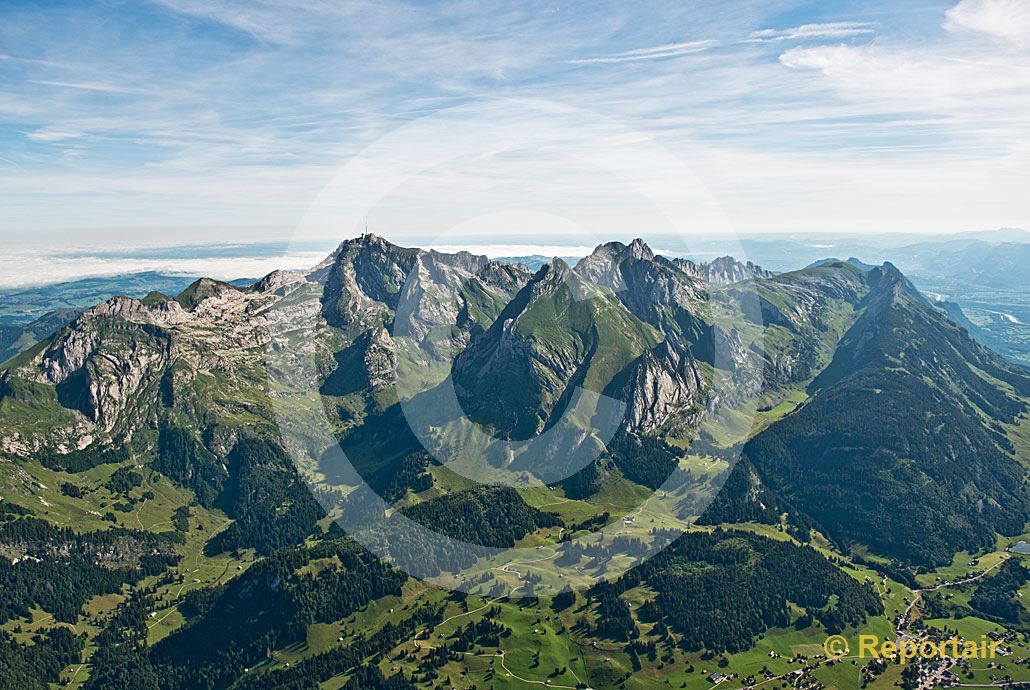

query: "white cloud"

left=567, top=40, right=717, bottom=64
left=778, top=42, right=1030, bottom=111
left=944, top=0, right=1030, bottom=46
left=26, top=127, right=84, bottom=142
left=28, top=79, right=152, bottom=95
left=147, top=0, right=304, bottom=43
left=3, top=0, right=1030, bottom=244
left=748, top=22, right=876, bottom=42
left=0, top=249, right=329, bottom=289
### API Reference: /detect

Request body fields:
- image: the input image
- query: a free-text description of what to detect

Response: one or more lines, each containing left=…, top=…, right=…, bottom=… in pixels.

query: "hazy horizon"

left=3, top=225, right=1027, bottom=290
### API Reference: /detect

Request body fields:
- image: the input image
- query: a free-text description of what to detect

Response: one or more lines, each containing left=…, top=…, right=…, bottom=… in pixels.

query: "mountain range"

left=1, top=234, right=1028, bottom=690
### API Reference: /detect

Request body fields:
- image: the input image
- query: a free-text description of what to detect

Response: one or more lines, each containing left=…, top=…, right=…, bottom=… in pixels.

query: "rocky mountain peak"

left=580, top=238, right=656, bottom=267
left=309, top=233, right=413, bottom=281
left=574, top=239, right=660, bottom=294
left=673, top=256, right=773, bottom=286
left=865, top=261, right=927, bottom=307
left=526, top=257, right=572, bottom=291
left=628, top=237, right=655, bottom=261
left=176, top=278, right=243, bottom=311
left=346, top=232, right=391, bottom=250
left=315, top=235, right=528, bottom=340
left=253, top=269, right=302, bottom=294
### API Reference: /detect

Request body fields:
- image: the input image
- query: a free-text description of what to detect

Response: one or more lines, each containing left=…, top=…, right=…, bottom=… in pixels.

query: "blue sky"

left=1, top=0, right=1029, bottom=252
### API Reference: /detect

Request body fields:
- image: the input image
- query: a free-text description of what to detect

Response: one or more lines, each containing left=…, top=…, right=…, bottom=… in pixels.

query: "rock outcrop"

left=674, top=256, right=774, bottom=285
left=622, top=339, right=704, bottom=433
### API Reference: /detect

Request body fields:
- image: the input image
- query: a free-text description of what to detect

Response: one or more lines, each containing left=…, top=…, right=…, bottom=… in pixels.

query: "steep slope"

left=0, top=309, right=81, bottom=365
left=452, top=258, right=663, bottom=440
left=574, top=239, right=707, bottom=338
left=717, top=264, right=1030, bottom=566
left=710, top=261, right=872, bottom=391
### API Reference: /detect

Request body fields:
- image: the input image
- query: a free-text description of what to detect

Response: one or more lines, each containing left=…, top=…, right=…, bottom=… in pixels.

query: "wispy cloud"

left=28, top=79, right=152, bottom=95
left=748, top=22, right=877, bottom=42
left=2, top=0, right=1030, bottom=248
left=146, top=0, right=306, bottom=44
left=566, top=40, right=718, bottom=65
left=944, top=0, right=1030, bottom=46
left=26, top=128, right=84, bottom=143
left=779, top=38, right=1030, bottom=110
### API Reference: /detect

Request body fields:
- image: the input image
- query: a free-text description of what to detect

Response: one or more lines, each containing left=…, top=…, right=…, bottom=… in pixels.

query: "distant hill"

left=806, top=257, right=875, bottom=271
left=0, top=272, right=255, bottom=364
left=0, top=271, right=256, bottom=327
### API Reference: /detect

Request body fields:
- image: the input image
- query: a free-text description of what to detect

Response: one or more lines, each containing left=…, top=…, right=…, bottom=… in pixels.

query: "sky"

left=1, top=0, right=1030, bottom=256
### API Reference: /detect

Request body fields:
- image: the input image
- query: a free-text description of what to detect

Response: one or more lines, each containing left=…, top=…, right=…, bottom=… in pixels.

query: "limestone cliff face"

left=29, top=301, right=173, bottom=433
left=314, top=233, right=527, bottom=340
left=622, top=339, right=704, bottom=434
left=5, top=272, right=311, bottom=445
left=362, top=327, right=397, bottom=391
left=575, top=239, right=706, bottom=333
left=0, top=236, right=528, bottom=458
left=674, top=256, right=774, bottom=286
left=394, top=249, right=527, bottom=349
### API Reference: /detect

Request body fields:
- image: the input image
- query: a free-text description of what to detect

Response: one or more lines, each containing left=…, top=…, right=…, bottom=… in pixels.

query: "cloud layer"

left=0, top=0, right=1029, bottom=245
